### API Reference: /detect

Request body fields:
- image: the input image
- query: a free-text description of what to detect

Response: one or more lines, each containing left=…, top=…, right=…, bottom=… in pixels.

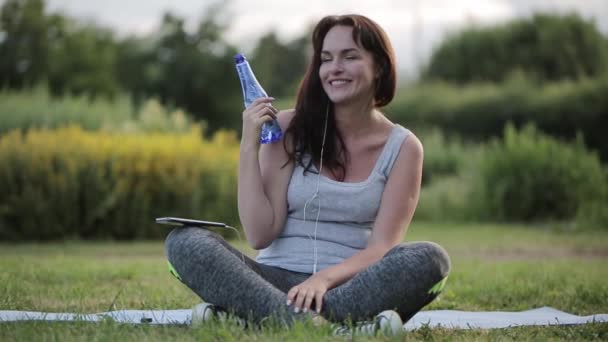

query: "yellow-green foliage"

left=0, top=126, right=240, bottom=241
left=0, top=86, right=133, bottom=133
left=0, top=86, right=196, bottom=134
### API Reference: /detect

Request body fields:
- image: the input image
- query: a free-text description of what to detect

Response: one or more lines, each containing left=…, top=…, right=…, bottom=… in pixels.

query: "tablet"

left=155, top=217, right=227, bottom=228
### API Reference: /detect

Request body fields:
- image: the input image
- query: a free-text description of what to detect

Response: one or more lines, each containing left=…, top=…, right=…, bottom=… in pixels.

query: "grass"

left=1, top=222, right=607, bottom=340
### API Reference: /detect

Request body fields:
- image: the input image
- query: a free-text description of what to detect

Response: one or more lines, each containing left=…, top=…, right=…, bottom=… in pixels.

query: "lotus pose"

left=166, top=14, right=450, bottom=334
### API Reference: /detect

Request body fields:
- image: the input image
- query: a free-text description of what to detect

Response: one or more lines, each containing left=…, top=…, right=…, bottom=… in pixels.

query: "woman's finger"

left=293, top=289, right=307, bottom=313
left=315, top=291, right=324, bottom=314
left=303, top=291, right=315, bottom=313
left=249, top=96, right=275, bottom=108
left=246, top=101, right=271, bottom=116
left=247, top=102, right=277, bottom=120
left=244, top=100, right=275, bottom=118
left=254, top=113, right=275, bottom=126
left=266, top=103, right=279, bottom=115
left=264, top=104, right=278, bottom=119
left=287, top=287, right=298, bottom=305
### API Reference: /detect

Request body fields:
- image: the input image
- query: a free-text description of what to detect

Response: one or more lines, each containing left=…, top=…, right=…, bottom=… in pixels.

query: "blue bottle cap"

left=234, top=53, right=246, bottom=64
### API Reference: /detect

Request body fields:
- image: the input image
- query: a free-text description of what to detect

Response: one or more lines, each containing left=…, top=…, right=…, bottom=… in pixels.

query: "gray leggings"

left=165, top=227, right=450, bottom=324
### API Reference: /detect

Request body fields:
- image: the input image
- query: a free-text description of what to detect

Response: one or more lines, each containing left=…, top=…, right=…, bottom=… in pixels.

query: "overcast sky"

left=29, top=0, right=608, bottom=78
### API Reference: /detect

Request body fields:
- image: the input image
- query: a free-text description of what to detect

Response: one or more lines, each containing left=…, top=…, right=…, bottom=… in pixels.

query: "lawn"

left=1, top=222, right=607, bottom=341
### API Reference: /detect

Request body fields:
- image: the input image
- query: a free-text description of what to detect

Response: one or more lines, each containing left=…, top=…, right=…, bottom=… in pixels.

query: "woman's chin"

left=327, top=94, right=352, bottom=106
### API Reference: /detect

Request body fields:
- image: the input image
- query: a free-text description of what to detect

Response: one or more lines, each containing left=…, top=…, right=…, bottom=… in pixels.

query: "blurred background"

left=0, top=0, right=607, bottom=241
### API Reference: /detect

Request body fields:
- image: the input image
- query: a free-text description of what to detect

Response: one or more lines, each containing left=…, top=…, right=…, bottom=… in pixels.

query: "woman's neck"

left=333, top=100, right=382, bottom=141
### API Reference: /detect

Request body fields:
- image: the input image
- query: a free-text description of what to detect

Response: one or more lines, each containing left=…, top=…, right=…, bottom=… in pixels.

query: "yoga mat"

left=1, top=307, right=606, bottom=330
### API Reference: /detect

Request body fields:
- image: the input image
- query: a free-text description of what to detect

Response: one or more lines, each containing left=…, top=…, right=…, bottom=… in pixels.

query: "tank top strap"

left=376, top=125, right=411, bottom=177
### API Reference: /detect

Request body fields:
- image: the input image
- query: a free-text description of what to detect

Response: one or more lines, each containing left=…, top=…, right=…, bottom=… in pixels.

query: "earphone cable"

left=303, top=103, right=329, bottom=274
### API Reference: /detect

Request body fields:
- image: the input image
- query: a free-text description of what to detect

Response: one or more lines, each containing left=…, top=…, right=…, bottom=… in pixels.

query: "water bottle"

left=234, top=53, right=283, bottom=144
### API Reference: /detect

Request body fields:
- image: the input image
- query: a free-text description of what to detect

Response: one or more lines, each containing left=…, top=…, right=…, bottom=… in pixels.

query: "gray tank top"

left=256, top=124, right=411, bottom=273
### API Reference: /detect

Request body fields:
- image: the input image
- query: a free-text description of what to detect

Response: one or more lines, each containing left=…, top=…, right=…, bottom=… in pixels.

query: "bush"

left=473, top=124, right=606, bottom=223
left=418, top=128, right=478, bottom=185
left=0, top=126, right=239, bottom=241
left=415, top=175, right=475, bottom=222
left=415, top=131, right=484, bottom=222
left=575, top=168, right=608, bottom=230
left=0, top=86, right=196, bottom=135
left=388, top=75, right=608, bottom=161
left=0, top=86, right=133, bottom=133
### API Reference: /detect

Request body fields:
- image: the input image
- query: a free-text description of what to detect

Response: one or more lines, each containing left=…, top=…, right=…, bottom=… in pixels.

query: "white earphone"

left=303, top=104, right=330, bottom=274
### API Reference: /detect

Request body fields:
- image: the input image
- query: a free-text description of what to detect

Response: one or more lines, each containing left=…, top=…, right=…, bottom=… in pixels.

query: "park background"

left=0, top=0, right=607, bottom=340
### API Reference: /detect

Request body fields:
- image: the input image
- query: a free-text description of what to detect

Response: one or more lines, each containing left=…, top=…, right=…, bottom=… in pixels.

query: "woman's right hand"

left=241, top=97, right=278, bottom=147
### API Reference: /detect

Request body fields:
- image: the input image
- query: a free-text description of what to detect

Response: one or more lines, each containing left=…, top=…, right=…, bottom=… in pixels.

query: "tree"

left=250, top=31, right=309, bottom=98
left=0, top=0, right=48, bottom=89
left=0, top=0, right=251, bottom=133
left=423, top=13, right=608, bottom=83
left=115, top=5, right=243, bottom=134
left=47, top=19, right=120, bottom=99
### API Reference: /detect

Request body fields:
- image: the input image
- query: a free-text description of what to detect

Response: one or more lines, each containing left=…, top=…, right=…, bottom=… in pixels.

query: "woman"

left=166, top=14, right=450, bottom=332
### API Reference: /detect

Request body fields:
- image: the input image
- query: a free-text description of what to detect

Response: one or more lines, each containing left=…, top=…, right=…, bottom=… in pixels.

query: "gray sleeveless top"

left=256, top=124, right=411, bottom=273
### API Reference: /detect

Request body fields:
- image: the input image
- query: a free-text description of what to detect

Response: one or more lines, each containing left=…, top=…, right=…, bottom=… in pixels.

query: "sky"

left=32, top=0, right=608, bottom=78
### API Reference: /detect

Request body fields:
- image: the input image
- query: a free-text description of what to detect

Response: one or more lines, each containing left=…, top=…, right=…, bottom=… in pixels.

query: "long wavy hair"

left=283, top=14, right=397, bottom=181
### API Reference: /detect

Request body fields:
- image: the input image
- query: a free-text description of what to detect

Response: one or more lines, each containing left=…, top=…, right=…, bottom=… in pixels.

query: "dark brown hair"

left=283, top=14, right=397, bottom=181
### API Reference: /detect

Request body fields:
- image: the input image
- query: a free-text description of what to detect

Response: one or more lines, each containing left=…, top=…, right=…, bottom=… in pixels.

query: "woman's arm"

left=238, top=103, right=295, bottom=249
left=287, top=133, right=424, bottom=312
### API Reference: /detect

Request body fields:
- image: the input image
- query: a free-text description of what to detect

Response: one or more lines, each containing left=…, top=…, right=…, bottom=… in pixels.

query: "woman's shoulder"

left=382, top=118, right=419, bottom=151
left=397, top=127, right=423, bottom=161
left=273, top=109, right=296, bottom=154
left=380, top=120, right=422, bottom=162
left=277, top=108, right=296, bottom=131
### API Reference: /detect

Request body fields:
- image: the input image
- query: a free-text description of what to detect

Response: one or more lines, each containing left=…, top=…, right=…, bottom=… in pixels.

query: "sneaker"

left=191, top=303, right=247, bottom=328
left=191, top=302, right=217, bottom=327
left=333, top=310, right=403, bottom=336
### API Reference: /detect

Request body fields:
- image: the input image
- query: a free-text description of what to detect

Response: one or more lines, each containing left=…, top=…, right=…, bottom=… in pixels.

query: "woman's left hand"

left=287, top=273, right=330, bottom=314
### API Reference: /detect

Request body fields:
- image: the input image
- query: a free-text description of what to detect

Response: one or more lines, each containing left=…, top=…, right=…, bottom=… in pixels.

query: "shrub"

left=0, top=86, right=196, bottom=135
left=415, top=175, right=475, bottom=222
left=0, top=126, right=239, bottom=241
left=0, top=86, right=133, bottom=133
left=418, top=128, right=477, bottom=185
left=575, top=169, right=608, bottom=230
left=473, top=123, right=606, bottom=223
left=388, top=75, right=608, bottom=161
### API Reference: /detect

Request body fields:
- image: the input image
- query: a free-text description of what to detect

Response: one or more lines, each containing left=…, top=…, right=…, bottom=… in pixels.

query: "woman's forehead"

left=322, top=26, right=361, bottom=52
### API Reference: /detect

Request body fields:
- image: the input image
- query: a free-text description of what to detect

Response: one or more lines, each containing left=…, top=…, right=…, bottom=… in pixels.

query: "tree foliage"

left=424, top=13, right=608, bottom=83
left=0, top=0, right=48, bottom=88
left=0, top=0, right=309, bottom=134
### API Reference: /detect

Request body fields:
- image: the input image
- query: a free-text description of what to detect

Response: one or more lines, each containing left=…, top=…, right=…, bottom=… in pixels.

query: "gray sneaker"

left=333, top=310, right=404, bottom=336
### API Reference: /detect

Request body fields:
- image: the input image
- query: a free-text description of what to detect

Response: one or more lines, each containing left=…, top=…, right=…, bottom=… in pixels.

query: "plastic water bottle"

left=234, top=53, right=283, bottom=144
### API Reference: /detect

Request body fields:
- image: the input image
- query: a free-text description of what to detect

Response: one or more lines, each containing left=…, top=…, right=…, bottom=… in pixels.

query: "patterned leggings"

left=165, top=227, right=450, bottom=324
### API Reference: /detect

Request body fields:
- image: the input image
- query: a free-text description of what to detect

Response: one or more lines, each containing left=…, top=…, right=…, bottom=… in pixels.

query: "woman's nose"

left=329, top=59, right=344, bottom=73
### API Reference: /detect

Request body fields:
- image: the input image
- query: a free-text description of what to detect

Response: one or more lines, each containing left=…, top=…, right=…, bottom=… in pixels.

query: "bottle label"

left=235, top=56, right=282, bottom=144
left=235, top=63, right=267, bottom=107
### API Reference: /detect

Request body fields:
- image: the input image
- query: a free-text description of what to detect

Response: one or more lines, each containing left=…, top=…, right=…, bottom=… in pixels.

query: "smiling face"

left=319, top=25, right=377, bottom=107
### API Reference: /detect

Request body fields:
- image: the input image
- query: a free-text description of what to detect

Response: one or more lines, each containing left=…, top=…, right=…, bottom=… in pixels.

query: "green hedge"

left=473, top=124, right=607, bottom=224
left=0, top=126, right=239, bottom=241
left=0, top=87, right=195, bottom=135
left=388, top=75, right=608, bottom=161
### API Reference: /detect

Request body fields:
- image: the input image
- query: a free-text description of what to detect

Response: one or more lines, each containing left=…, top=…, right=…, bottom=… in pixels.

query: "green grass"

left=1, top=222, right=607, bottom=340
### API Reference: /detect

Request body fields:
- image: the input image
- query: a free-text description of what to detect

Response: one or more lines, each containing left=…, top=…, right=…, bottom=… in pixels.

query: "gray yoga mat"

left=1, top=307, right=606, bottom=330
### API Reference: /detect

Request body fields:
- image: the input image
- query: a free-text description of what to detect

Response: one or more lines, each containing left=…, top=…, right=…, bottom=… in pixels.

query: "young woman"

left=166, top=14, right=450, bottom=331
